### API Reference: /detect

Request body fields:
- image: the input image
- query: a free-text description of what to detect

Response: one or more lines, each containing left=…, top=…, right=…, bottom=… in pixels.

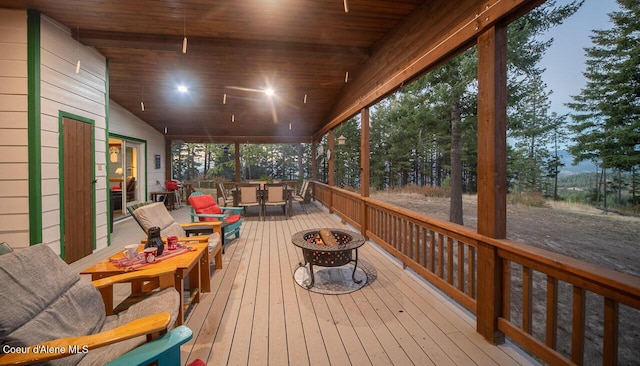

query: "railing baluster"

left=422, top=227, right=428, bottom=268
left=458, top=241, right=465, bottom=293
left=571, top=286, right=586, bottom=365
left=438, top=233, right=444, bottom=278
left=503, top=260, right=511, bottom=321
left=413, top=225, right=418, bottom=265
left=447, top=237, right=454, bottom=285
left=429, top=230, right=436, bottom=272
left=401, top=218, right=407, bottom=256
left=603, top=297, right=619, bottom=365
left=469, top=246, right=476, bottom=299
left=546, top=276, right=557, bottom=349
left=523, top=266, right=533, bottom=334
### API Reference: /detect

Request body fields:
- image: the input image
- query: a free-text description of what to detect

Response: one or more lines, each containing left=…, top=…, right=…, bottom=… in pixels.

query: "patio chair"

left=125, top=176, right=136, bottom=201
left=128, top=202, right=223, bottom=269
left=293, top=180, right=311, bottom=214
left=188, top=192, right=243, bottom=252
left=237, top=183, right=262, bottom=220
left=263, top=184, right=288, bottom=218
left=0, top=243, right=191, bottom=366
left=217, top=182, right=234, bottom=207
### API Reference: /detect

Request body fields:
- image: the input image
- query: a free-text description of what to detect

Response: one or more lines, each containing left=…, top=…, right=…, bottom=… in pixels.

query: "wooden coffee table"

left=81, top=243, right=210, bottom=326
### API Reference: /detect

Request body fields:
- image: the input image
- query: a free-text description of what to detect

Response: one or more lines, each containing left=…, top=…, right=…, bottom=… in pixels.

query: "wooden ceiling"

left=2, top=0, right=541, bottom=143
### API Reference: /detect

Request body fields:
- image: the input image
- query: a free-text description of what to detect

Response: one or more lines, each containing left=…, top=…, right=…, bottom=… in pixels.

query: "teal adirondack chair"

left=188, top=192, right=243, bottom=252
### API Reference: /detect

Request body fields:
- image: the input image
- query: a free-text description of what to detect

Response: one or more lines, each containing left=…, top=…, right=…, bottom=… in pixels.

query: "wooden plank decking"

left=72, top=202, right=538, bottom=366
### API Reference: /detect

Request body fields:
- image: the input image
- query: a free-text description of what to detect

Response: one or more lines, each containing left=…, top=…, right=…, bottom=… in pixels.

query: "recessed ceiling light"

left=265, top=88, right=274, bottom=97
left=177, top=85, right=188, bottom=93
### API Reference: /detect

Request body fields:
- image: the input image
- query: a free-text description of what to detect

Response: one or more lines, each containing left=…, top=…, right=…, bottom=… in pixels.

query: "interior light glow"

left=303, top=94, right=308, bottom=104
left=265, top=88, right=275, bottom=96
left=75, top=60, right=81, bottom=74
left=177, top=85, right=188, bottom=93
left=223, top=93, right=227, bottom=104
left=140, top=101, right=145, bottom=111
left=182, top=36, right=188, bottom=54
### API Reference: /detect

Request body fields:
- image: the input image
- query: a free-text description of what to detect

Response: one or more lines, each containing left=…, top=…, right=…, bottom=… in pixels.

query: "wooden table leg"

left=189, top=261, right=201, bottom=304
left=99, top=286, right=114, bottom=315
left=174, top=269, right=185, bottom=326
left=201, top=248, right=212, bottom=291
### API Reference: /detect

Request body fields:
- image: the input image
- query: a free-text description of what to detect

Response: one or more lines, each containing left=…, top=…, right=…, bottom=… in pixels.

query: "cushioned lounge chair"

left=127, top=202, right=223, bottom=269
left=188, top=193, right=243, bottom=252
left=0, top=244, right=190, bottom=366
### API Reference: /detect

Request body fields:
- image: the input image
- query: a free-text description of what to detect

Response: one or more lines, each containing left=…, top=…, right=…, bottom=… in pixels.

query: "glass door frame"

left=108, top=135, right=146, bottom=216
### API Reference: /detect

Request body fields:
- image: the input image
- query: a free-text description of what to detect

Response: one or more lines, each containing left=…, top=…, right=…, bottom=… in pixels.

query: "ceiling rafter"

left=74, top=29, right=371, bottom=59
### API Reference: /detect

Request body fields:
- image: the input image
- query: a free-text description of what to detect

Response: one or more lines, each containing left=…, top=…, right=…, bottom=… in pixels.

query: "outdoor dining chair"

left=237, top=183, right=262, bottom=220
left=293, top=180, right=311, bottom=214
left=263, top=183, right=288, bottom=218
left=217, top=182, right=234, bottom=207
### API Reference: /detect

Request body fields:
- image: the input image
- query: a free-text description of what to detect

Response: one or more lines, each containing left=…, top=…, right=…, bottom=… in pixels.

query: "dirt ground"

left=371, top=192, right=640, bottom=365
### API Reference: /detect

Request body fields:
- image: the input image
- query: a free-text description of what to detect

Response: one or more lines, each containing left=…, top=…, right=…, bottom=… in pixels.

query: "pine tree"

left=568, top=0, right=640, bottom=206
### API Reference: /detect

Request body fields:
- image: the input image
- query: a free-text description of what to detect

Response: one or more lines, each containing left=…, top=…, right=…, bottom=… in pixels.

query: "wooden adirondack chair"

left=0, top=243, right=191, bottom=366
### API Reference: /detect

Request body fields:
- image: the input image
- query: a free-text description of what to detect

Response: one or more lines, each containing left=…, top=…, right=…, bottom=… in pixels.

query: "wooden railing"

left=311, top=182, right=640, bottom=365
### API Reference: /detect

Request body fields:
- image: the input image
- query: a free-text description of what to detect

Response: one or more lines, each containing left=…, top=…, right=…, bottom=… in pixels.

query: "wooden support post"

left=328, top=130, right=335, bottom=213
left=234, top=141, right=241, bottom=183
left=476, top=24, right=507, bottom=344
left=311, top=140, right=317, bottom=182
left=328, top=130, right=335, bottom=187
left=360, top=107, right=370, bottom=238
left=164, top=140, right=172, bottom=181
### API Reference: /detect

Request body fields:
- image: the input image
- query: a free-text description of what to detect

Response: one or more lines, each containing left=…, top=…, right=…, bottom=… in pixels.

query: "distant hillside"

left=556, top=150, right=598, bottom=176
left=557, top=172, right=598, bottom=191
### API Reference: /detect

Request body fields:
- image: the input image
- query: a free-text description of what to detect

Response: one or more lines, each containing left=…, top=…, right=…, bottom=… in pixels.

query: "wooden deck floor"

left=72, top=202, right=538, bottom=366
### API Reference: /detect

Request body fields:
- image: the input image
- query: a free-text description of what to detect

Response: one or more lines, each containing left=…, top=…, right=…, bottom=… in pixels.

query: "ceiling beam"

left=75, top=29, right=370, bottom=59
left=166, top=134, right=314, bottom=144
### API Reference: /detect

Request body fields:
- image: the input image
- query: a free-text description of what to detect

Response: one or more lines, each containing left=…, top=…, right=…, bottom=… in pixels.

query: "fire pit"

left=291, top=228, right=366, bottom=290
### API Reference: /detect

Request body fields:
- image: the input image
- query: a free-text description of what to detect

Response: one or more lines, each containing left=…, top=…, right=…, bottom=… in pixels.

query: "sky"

left=539, top=0, right=619, bottom=116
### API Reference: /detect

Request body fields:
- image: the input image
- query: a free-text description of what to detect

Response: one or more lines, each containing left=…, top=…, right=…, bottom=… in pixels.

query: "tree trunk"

left=617, top=169, right=622, bottom=204
left=449, top=103, right=463, bottom=225
left=530, top=134, right=536, bottom=190
left=595, top=163, right=601, bottom=205
left=553, top=133, right=559, bottom=201
left=633, top=166, right=637, bottom=203
left=603, top=168, right=608, bottom=209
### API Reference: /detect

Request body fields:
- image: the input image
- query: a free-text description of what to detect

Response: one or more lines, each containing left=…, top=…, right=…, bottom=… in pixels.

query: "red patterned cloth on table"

left=110, top=245, right=193, bottom=271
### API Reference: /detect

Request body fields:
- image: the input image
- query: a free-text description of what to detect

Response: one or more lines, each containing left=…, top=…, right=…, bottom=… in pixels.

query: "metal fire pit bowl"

left=291, top=228, right=365, bottom=289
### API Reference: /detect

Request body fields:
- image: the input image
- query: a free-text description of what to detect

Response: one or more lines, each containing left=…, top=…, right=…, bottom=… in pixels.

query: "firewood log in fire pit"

left=319, top=228, right=339, bottom=246
left=305, top=229, right=339, bottom=246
